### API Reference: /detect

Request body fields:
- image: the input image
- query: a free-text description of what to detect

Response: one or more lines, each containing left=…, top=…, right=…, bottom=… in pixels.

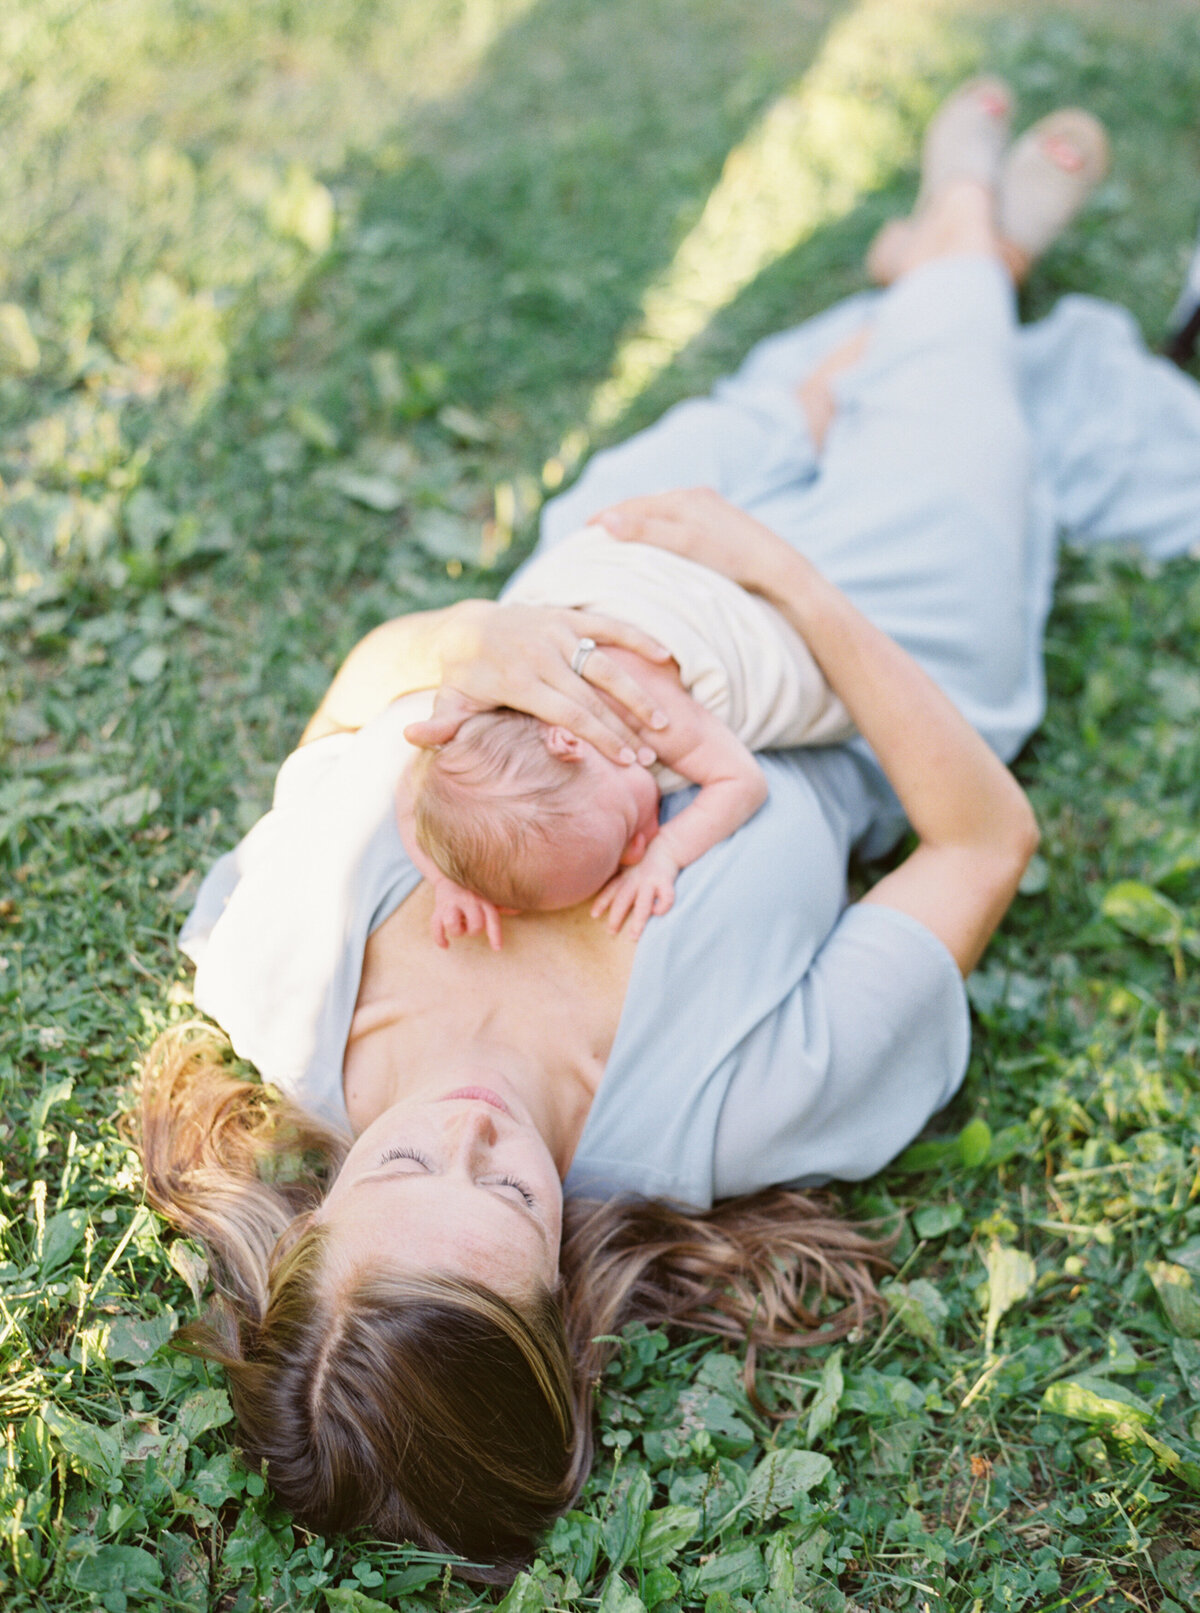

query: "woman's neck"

left=345, top=886, right=636, bottom=1175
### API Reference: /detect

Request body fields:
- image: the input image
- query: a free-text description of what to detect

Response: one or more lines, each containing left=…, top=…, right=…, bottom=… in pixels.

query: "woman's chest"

left=342, top=885, right=636, bottom=1130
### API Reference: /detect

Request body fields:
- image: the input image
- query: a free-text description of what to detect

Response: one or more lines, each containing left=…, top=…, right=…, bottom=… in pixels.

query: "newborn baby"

left=397, top=526, right=853, bottom=944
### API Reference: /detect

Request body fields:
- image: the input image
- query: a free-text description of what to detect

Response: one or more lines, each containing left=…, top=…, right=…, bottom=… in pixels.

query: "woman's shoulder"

left=181, top=699, right=428, bottom=1130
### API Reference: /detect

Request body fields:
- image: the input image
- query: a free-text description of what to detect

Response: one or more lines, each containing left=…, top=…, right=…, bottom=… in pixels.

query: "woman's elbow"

left=986, top=789, right=1040, bottom=897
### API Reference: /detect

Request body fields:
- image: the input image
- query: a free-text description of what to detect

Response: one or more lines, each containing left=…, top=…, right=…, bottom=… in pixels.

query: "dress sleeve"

left=712, top=902, right=970, bottom=1197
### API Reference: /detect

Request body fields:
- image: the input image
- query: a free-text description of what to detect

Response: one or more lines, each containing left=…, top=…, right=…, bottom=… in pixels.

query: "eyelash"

left=379, top=1146, right=536, bottom=1208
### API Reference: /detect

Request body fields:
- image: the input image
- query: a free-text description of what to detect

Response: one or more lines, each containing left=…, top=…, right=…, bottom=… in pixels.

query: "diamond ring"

left=570, top=637, right=598, bottom=676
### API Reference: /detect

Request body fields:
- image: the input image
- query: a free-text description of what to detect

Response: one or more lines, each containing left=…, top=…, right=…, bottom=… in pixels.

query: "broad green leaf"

left=1147, top=1262, right=1200, bottom=1338
left=438, top=404, right=495, bottom=443
left=1132, top=1425, right=1200, bottom=1492
left=129, top=643, right=167, bottom=684
left=893, top=1137, right=959, bottom=1174
left=912, top=1203, right=964, bottom=1239
left=71, top=1544, right=161, bottom=1595
left=602, top=1468, right=653, bottom=1573
left=176, top=1387, right=234, bottom=1441
left=101, top=1312, right=175, bottom=1366
left=637, top=1505, right=699, bottom=1568
left=1168, top=1236, right=1200, bottom=1277
left=495, top=1574, right=546, bottom=1613
left=168, top=1240, right=209, bottom=1303
left=222, top=1508, right=290, bottom=1588
left=544, top=1511, right=602, bottom=1584
left=806, top=1346, right=844, bottom=1443
left=1103, top=1330, right=1139, bottom=1374
left=693, top=1544, right=766, bottom=1596
left=40, top=1207, right=88, bottom=1273
left=640, top=1564, right=680, bottom=1610
left=326, top=469, right=406, bottom=513
left=1102, top=880, right=1195, bottom=953
left=1157, top=1550, right=1200, bottom=1606
left=97, top=784, right=161, bottom=826
left=958, top=1118, right=992, bottom=1168
left=1172, top=1339, right=1200, bottom=1397
left=28, top=1077, right=73, bottom=1139
left=1041, top=1376, right=1154, bottom=1429
left=597, top=1575, right=646, bottom=1613
left=886, top=1279, right=948, bottom=1346
left=41, top=1403, right=122, bottom=1482
left=982, top=1243, right=1036, bottom=1356
left=725, top=1449, right=832, bottom=1524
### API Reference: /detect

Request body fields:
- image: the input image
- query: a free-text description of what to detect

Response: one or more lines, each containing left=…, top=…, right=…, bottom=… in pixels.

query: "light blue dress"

left=181, top=256, right=1200, bottom=1209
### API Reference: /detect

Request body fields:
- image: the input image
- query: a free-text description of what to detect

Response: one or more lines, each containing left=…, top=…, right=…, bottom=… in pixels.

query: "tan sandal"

left=916, top=75, right=1013, bottom=212
left=997, top=108, right=1110, bottom=265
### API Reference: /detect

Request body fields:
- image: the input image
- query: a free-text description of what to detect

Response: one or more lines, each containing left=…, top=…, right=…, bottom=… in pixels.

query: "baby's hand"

left=431, top=879, right=505, bottom=950
left=592, top=845, right=680, bottom=941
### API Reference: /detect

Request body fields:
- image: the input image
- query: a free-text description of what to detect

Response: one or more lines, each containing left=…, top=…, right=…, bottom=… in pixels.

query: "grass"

left=2, top=0, right=1200, bottom=1607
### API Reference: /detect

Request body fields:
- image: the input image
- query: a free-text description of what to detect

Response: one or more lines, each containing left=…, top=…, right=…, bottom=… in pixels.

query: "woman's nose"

left=443, top=1103, right=499, bottom=1158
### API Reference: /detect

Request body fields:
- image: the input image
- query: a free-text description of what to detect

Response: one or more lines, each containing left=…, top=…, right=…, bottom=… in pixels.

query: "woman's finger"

left=530, top=680, right=651, bottom=765
left=404, top=687, right=480, bottom=749
left=562, top=644, right=669, bottom=735
left=592, top=488, right=716, bottom=537
left=565, top=609, right=671, bottom=664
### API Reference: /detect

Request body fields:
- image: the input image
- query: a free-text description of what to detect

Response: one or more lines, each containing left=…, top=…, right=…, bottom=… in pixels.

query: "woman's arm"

left=300, top=598, right=671, bottom=763
left=596, top=489, right=1038, bottom=974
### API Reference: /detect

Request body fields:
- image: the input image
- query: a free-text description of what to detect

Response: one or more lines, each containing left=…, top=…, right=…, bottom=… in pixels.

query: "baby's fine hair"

left=410, top=711, right=589, bottom=908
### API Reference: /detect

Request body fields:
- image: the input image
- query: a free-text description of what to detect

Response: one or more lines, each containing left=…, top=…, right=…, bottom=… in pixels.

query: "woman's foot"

left=916, top=75, right=1012, bottom=212
left=996, top=109, right=1110, bottom=281
left=867, top=76, right=1011, bottom=285
left=868, top=97, right=1110, bottom=288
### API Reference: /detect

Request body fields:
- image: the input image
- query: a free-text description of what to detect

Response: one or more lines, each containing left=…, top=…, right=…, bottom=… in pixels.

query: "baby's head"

left=410, top=711, right=660, bottom=911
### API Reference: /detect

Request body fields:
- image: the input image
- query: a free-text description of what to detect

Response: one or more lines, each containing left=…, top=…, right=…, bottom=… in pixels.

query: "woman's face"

left=317, top=1069, right=564, bottom=1302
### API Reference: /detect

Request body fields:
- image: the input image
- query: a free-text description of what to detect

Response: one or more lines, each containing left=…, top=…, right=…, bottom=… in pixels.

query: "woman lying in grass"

left=137, top=81, right=1200, bottom=1579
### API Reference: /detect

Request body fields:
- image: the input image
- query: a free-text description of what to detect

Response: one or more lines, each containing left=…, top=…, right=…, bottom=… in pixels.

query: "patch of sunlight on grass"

left=587, top=0, right=975, bottom=431
left=0, top=0, right=539, bottom=166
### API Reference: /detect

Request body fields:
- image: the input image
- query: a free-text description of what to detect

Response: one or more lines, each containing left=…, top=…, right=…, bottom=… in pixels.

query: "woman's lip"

left=439, top=1086, right=512, bottom=1117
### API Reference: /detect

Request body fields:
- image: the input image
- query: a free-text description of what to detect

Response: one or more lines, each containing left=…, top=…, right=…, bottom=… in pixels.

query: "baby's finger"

left=607, top=886, right=636, bottom=936
left=483, top=906, right=504, bottom=951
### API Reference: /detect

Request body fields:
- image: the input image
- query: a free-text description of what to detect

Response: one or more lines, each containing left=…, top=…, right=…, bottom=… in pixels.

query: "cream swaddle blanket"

left=505, top=526, right=853, bottom=791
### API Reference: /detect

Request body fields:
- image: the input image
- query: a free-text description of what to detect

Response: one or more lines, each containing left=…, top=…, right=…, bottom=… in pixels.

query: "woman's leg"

left=760, top=184, right=1051, bottom=762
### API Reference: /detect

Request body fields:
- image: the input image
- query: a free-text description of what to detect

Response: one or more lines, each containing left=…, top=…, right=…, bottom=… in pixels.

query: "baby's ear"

left=544, top=726, right=586, bottom=761
left=619, top=831, right=649, bottom=868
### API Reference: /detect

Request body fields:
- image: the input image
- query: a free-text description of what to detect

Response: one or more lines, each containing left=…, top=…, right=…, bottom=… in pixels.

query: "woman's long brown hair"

left=136, top=1022, right=892, bottom=1580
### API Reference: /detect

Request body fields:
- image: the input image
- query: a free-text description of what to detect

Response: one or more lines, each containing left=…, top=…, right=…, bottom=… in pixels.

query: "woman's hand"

left=403, top=600, right=672, bottom=764
left=593, top=487, right=805, bottom=599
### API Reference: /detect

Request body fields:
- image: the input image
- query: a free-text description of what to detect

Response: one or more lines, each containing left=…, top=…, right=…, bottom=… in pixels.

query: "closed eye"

left=379, top=1145, right=431, bottom=1169
left=495, top=1175, right=537, bottom=1209
left=377, top=1148, right=536, bottom=1210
